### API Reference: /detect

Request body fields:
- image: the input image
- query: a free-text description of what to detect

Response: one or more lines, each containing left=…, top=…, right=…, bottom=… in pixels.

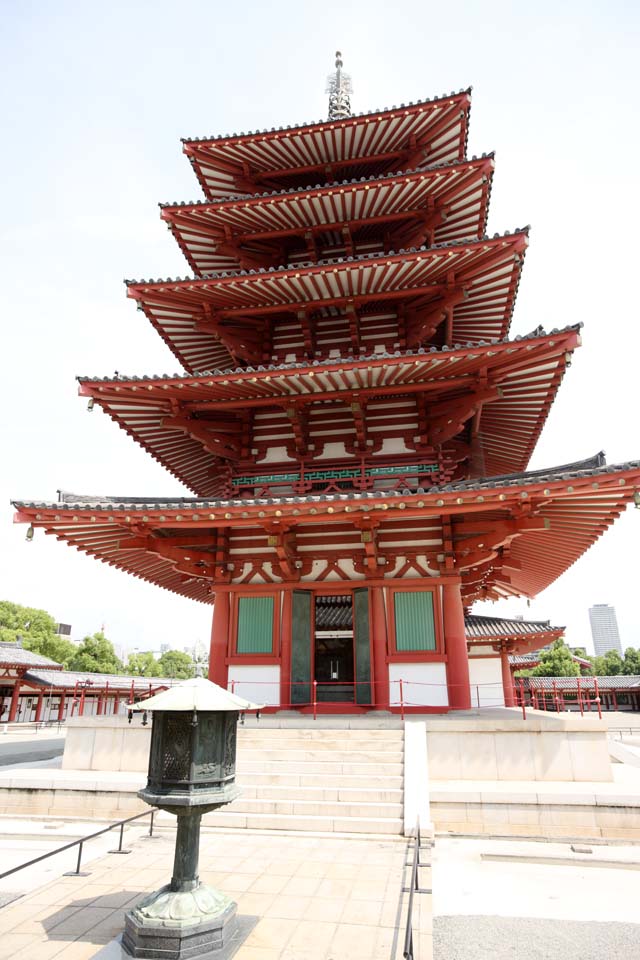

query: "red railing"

left=225, top=677, right=614, bottom=720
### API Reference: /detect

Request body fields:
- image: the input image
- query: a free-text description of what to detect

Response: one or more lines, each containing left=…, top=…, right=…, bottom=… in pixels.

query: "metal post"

left=476, top=685, right=481, bottom=709
left=400, top=679, right=405, bottom=721
left=149, top=811, right=154, bottom=837
left=594, top=677, right=602, bottom=720
left=519, top=678, right=526, bottom=720
left=109, top=818, right=131, bottom=855
left=313, top=680, right=317, bottom=721
left=63, top=840, right=91, bottom=876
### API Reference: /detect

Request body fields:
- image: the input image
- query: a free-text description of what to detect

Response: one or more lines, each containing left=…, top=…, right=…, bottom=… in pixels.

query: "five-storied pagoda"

left=13, top=55, right=640, bottom=712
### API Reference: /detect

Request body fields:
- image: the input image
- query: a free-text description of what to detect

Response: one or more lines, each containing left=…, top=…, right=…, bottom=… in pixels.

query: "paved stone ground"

left=433, top=837, right=640, bottom=960
left=0, top=827, right=431, bottom=960
left=433, top=916, right=640, bottom=960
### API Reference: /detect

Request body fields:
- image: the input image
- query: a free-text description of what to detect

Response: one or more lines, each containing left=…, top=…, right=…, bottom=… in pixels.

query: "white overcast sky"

left=1, top=0, right=639, bottom=657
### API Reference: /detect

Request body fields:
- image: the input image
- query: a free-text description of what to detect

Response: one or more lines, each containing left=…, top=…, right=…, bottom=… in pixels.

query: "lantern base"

left=123, top=884, right=248, bottom=958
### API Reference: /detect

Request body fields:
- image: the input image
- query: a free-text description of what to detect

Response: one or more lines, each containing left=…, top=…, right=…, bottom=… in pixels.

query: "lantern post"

left=122, top=677, right=260, bottom=960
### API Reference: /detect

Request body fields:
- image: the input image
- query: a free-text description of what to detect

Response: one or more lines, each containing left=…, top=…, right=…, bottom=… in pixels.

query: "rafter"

left=161, top=415, right=241, bottom=461
left=428, top=386, right=501, bottom=445
left=284, top=404, right=310, bottom=457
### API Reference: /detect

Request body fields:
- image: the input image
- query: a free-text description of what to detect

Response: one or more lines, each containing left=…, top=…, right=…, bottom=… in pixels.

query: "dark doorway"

left=314, top=595, right=354, bottom=703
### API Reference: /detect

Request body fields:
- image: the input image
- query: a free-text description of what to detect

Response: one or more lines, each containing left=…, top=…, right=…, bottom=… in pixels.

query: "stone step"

left=237, top=783, right=403, bottom=803
left=237, top=748, right=402, bottom=763
left=237, top=771, right=403, bottom=789
left=237, top=737, right=403, bottom=753
left=227, top=797, right=402, bottom=819
left=203, top=809, right=404, bottom=835
left=236, top=759, right=403, bottom=776
left=238, top=727, right=402, bottom=740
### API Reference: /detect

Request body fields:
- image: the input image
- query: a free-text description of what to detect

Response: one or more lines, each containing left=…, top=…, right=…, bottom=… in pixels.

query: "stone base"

left=123, top=888, right=249, bottom=959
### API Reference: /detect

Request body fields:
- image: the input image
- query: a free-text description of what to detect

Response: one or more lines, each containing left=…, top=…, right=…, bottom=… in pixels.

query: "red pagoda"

left=13, top=55, right=640, bottom=713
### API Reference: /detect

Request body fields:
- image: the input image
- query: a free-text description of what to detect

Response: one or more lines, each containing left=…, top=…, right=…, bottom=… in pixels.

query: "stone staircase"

left=205, top=726, right=404, bottom=835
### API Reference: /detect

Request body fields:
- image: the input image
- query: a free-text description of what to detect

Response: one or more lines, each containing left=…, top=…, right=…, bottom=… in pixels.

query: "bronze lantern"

left=122, top=677, right=261, bottom=960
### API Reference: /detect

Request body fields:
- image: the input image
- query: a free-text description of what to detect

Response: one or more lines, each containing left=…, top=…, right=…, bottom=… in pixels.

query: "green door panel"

left=394, top=591, right=436, bottom=651
left=291, top=590, right=312, bottom=704
left=353, top=587, right=372, bottom=705
left=237, top=596, right=274, bottom=653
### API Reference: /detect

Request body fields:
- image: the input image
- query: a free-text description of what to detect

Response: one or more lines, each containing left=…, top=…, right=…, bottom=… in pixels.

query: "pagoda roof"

left=78, top=325, right=580, bottom=496
left=183, top=91, right=472, bottom=199
left=0, top=642, right=63, bottom=671
left=465, top=615, right=564, bottom=640
left=127, top=230, right=528, bottom=373
left=161, top=155, right=494, bottom=276
left=12, top=455, right=640, bottom=605
left=22, top=668, right=168, bottom=693
left=526, top=675, right=640, bottom=691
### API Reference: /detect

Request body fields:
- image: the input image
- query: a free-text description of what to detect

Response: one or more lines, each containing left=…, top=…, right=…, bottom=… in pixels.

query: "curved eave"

left=162, top=156, right=495, bottom=276
left=127, top=231, right=528, bottom=374
left=12, top=459, right=640, bottom=605
left=183, top=92, right=472, bottom=200
left=78, top=327, right=580, bottom=496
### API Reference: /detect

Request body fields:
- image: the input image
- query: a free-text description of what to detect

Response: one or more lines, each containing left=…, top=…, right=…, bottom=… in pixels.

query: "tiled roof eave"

left=11, top=455, right=640, bottom=514
left=159, top=153, right=496, bottom=211
left=181, top=89, right=473, bottom=146
left=124, top=227, right=529, bottom=287
left=77, top=322, right=581, bottom=385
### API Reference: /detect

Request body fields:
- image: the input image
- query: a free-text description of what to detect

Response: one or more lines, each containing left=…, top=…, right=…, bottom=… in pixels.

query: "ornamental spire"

left=326, top=50, right=353, bottom=121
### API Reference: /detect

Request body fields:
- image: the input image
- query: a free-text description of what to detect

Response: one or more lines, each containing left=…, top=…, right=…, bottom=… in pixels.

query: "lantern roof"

left=131, top=676, right=261, bottom=712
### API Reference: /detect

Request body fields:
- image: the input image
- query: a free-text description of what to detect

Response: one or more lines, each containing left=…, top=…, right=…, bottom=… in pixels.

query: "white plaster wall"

left=388, top=662, right=449, bottom=707
left=227, top=664, right=281, bottom=706
left=468, top=656, right=504, bottom=708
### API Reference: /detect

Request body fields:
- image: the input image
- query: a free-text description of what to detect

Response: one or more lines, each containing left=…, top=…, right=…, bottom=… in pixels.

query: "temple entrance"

left=314, top=596, right=355, bottom=703
left=290, top=589, right=372, bottom=707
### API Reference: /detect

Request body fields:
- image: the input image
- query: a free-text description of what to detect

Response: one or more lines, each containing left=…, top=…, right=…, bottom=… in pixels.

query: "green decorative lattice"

left=233, top=463, right=438, bottom=486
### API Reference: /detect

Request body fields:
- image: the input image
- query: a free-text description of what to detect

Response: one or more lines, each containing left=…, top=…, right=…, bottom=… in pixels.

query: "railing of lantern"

left=0, top=809, right=157, bottom=881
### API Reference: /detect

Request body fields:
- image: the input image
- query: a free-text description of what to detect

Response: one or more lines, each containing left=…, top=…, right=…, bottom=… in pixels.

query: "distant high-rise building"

left=589, top=604, right=622, bottom=656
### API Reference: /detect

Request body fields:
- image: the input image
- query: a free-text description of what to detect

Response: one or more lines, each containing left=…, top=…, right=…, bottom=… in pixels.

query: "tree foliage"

left=126, top=651, right=160, bottom=677
left=588, top=649, right=623, bottom=676
left=530, top=639, right=580, bottom=678
left=158, top=650, right=196, bottom=679
left=0, top=599, right=76, bottom=667
left=68, top=632, right=124, bottom=674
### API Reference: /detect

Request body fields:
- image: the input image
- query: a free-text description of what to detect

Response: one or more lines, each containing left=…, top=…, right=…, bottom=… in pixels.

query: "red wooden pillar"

left=371, top=586, right=389, bottom=708
left=443, top=580, right=471, bottom=710
left=97, top=694, right=104, bottom=716
left=113, top=693, right=119, bottom=716
left=57, top=692, right=66, bottom=721
left=35, top=693, right=44, bottom=722
left=79, top=685, right=86, bottom=716
left=209, top=591, right=230, bottom=688
left=280, top=589, right=292, bottom=708
left=500, top=646, right=515, bottom=707
left=9, top=680, right=22, bottom=722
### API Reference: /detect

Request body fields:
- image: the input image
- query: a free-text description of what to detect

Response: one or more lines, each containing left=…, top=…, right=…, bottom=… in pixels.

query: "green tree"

left=158, top=650, right=196, bottom=680
left=0, top=599, right=55, bottom=644
left=0, top=599, right=76, bottom=667
left=126, top=652, right=161, bottom=677
left=622, top=647, right=640, bottom=676
left=591, top=649, right=624, bottom=676
left=531, top=639, right=580, bottom=678
left=69, top=632, right=123, bottom=674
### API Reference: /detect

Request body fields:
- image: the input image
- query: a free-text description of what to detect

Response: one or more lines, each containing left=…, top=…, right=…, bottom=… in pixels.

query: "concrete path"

left=433, top=837, right=640, bottom=959
left=0, top=826, right=431, bottom=960
left=0, top=738, right=65, bottom=766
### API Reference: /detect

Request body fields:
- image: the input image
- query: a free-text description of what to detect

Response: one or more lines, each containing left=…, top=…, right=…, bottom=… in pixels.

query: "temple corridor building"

left=12, top=55, right=640, bottom=713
